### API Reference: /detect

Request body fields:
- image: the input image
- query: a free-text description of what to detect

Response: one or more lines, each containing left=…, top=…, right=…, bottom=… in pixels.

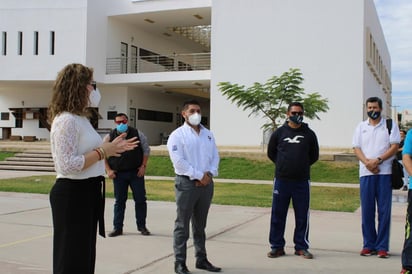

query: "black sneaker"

left=138, top=227, right=151, bottom=236
left=108, top=229, right=123, bottom=237
left=295, top=249, right=313, bottom=259
left=267, top=248, right=285, bottom=258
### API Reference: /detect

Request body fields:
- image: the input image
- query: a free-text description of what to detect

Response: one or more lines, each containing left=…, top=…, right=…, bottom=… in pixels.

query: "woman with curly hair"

left=48, top=63, right=138, bottom=274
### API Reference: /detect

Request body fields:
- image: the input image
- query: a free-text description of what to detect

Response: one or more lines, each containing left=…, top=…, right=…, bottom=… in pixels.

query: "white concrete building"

left=0, top=0, right=391, bottom=149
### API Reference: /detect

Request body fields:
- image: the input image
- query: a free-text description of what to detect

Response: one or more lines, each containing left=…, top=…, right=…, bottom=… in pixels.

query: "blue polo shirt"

left=402, top=130, right=412, bottom=188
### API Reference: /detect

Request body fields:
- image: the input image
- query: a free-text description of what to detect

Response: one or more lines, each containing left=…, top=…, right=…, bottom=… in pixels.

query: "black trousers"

left=50, top=176, right=105, bottom=274
left=402, top=190, right=412, bottom=270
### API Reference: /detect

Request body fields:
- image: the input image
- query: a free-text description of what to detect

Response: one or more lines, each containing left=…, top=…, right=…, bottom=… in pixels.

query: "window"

left=17, top=31, right=23, bottom=55
left=50, top=31, right=55, bottom=55
left=14, top=110, right=23, bottom=128
left=38, top=108, right=48, bottom=128
left=107, top=111, right=117, bottom=120
left=1, top=112, right=9, bottom=120
left=1, top=32, right=6, bottom=55
left=34, top=31, right=39, bottom=55
left=121, top=42, right=128, bottom=73
left=138, top=109, right=173, bottom=122
left=131, top=45, right=138, bottom=73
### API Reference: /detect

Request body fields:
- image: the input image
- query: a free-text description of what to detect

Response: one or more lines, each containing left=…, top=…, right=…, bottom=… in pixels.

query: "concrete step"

left=0, top=149, right=55, bottom=172
left=0, top=165, right=55, bottom=172
left=14, top=152, right=52, bottom=159
left=0, top=161, right=55, bottom=167
left=5, top=157, right=54, bottom=162
left=21, top=150, right=51, bottom=154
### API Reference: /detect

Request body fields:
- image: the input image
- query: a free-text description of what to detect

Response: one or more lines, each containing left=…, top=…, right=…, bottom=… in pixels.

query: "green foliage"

left=218, top=68, right=329, bottom=130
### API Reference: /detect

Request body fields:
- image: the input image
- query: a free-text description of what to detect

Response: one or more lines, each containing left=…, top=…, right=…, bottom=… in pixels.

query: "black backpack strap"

left=386, top=118, right=392, bottom=135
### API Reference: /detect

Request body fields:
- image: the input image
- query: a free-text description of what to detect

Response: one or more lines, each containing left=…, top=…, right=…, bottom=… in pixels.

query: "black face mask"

left=289, top=115, right=303, bottom=124
left=367, top=111, right=381, bottom=120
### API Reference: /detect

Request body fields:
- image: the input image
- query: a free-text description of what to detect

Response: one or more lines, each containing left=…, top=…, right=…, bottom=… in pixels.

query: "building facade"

left=0, top=0, right=391, bottom=149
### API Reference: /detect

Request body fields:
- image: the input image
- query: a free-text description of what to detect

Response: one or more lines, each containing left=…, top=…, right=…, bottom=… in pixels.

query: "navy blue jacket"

left=267, top=121, right=319, bottom=182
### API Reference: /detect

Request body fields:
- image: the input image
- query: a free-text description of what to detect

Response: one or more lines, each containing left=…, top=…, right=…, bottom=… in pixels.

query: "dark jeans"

left=112, top=170, right=147, bottom=230
left=402, top=190, right=412, bottom=270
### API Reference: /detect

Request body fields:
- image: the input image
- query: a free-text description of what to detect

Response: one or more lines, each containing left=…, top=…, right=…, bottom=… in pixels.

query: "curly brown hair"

left=48, top=63, right=94, bottom=122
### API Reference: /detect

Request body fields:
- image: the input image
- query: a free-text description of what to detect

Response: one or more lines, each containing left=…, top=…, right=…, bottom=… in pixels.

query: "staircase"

left=0, top=149, right=55, bottom=172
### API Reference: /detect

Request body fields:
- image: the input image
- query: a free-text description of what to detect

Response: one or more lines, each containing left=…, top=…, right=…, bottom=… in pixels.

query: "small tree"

left=218, top=68, right=329, bottom=130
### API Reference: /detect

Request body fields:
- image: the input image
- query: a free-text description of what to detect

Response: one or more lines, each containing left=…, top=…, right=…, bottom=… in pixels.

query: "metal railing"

left=106, top=52, right=210, bottom=74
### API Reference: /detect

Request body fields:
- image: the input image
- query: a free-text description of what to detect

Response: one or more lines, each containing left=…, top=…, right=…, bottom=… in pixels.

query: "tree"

left=218, top=68, right=329, bottom=130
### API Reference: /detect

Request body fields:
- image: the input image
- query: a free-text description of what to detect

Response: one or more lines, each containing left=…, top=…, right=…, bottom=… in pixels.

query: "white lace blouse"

left=50, top=112, right=104, bottom=179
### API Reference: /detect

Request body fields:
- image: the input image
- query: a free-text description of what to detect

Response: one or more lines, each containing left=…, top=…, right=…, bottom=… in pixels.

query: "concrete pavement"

left=0, top=170, right=409, bottom=273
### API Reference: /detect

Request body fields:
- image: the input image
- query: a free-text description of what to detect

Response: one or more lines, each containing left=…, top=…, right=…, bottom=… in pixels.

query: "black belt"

left=176, top=174, right=193, bottom=180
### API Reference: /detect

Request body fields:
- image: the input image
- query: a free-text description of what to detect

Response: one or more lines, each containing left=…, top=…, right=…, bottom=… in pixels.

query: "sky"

left=373, top=0, right=412, bottom=111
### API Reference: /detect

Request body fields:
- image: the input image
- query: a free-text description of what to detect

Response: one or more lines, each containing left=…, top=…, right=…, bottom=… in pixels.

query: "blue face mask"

left=116, top=123, right=128, bottom=133
left=289, top=115, right=303, bottom=125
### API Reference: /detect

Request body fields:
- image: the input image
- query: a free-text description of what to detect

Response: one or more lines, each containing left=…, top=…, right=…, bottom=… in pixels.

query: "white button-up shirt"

left=167, top=123, right=219, bottom=180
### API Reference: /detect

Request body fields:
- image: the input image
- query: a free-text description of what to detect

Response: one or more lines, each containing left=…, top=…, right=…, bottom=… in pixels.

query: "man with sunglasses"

left=267, top=102, right=319, bottom=260
left=105, top=113, right=151, bottom=237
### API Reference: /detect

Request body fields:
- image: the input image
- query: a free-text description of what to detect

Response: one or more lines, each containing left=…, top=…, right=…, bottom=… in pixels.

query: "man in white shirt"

left=352, top=96, right=400, bottom=259
left=167, top=99, right=221, bottom=274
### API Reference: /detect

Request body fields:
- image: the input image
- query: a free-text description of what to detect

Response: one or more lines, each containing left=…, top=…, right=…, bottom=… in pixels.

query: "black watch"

left=377, top=157, right=383, bottom=164
left=206, top=171, right=213, bottom=178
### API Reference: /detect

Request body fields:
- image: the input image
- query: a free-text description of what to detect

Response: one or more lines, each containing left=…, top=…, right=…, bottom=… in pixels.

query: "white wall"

left=0, top=0, right=88, bottom=80
left=211, top=0, right=389, bottom=149
left=362, top=0, right=391, bottom=118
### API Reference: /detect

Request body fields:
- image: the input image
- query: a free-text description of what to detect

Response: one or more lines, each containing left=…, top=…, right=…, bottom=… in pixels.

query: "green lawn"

left=145, top=156, right=359, bottom=183
left=0, top=153, right=360, bottom=212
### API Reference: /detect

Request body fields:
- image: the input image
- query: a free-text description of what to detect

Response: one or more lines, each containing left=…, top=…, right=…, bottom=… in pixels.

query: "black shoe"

left=174, top=262, right=190, bottom=274
left=267, top=248, right=285, bottom=258
left=108, top=229, right=123, bottom=237
left=196, top=259, right=221, bottom=272
left=138, top=227, right=151, bottom=236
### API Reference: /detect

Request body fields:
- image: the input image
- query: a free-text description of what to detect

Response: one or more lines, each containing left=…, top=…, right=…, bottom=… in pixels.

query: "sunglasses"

left=291, top=111, right=303, bottom=116
left=90, top=81, right=97, bottom=90
left=115, top=119, right=128, bottom=125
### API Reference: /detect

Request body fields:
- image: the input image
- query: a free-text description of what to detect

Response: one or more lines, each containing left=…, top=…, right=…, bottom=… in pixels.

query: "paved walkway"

left=0, top=170, right=409, bottom=273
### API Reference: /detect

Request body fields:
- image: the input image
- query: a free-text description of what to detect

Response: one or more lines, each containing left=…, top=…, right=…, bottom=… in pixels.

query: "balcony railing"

left=106, top=52, right=210, bottom=74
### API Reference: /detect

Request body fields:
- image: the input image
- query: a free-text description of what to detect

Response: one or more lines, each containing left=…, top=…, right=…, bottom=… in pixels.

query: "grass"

left=0, top=175, right=360, bottom=212
left=146, top=156, right=360, bottom=183
left=0, top=152, right=360, bottom=212
left=0, top=151, right=14, bottom=161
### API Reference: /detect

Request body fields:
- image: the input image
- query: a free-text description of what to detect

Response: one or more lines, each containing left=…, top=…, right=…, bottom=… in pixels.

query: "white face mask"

left=89, top=88, right=101, bottom=107
left=188, top=113, right=201, bottom=126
